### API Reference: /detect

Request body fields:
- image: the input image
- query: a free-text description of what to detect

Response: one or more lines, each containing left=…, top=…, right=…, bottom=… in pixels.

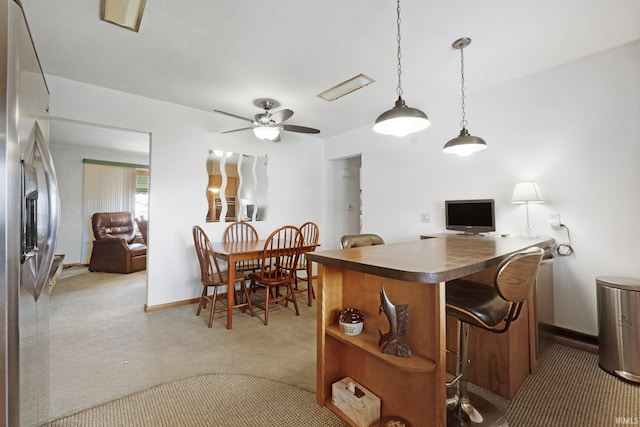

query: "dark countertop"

left=306, top=234, right=553, bottom=284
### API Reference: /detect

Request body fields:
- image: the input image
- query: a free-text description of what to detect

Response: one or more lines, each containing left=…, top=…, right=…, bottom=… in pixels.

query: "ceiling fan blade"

left=221, top=127, right=253, bottom=134
left=283, top=124, right=320, bottom=134
left=213, top=110, right=254, bottom=123
left=269, top=109, right=294, bottom=124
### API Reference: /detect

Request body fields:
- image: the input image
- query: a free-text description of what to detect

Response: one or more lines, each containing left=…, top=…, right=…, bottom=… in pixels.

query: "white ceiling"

left=21, top=0, right=640, bottom=151
left=49, top=117, right=150, bottom=154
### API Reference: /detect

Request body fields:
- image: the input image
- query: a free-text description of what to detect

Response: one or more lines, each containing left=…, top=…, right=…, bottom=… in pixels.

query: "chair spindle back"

left=259, top=225, right=303, bottom=282
left=193, top=225, right=225, bottom=284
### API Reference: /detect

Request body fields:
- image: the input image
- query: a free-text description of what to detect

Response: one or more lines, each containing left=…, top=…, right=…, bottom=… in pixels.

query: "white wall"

left=47, top=40, right=639, bottom=335
left=47, top=76, right=324, bottom=308
left=324, top=40, right=640, bottom=336
left=50, top=143, right=149, bottom=264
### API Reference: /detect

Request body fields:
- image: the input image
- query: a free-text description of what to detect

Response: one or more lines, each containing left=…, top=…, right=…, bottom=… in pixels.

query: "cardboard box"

left=332, top=377, right=380, bottom=427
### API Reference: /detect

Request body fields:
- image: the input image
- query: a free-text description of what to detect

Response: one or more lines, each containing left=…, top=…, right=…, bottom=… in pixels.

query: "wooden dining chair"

left=248, top=225, right=303, bottom=325
left=192, top=225, right=254, bottom=327
left=222, top=221, right=260, bottom=273
left=288, top=222, right=319, bottom=306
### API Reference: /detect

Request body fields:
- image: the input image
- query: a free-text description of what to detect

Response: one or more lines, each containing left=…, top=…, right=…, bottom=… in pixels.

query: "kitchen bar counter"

left=307, top=234, right=551, bottom=283
left=307, top=234, right=552, bottom=426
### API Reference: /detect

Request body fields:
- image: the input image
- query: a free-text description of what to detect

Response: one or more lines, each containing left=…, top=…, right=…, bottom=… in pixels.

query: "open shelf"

left=326, top=324, right=436, bottom=373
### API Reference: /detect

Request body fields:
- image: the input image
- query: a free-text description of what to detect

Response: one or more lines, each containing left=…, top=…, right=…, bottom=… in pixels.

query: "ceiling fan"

left=214, top=99, right=320, bottom=142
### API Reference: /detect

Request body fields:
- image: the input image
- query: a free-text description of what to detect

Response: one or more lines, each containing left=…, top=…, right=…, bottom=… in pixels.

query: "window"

left=135, top=169, right=149, bottom=220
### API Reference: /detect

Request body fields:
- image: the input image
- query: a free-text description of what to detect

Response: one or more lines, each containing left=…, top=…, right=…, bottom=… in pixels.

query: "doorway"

left=330, top=155, right=361, bottom=249
left=48, top=117, right=151, bottom=269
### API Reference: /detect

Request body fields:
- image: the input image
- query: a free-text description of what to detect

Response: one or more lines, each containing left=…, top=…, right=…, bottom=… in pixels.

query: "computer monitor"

left=445, top=199, right=495, bottom=234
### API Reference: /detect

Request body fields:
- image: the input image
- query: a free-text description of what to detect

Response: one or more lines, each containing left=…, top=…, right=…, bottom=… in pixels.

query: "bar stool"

left=340, top=233, right=385, bottom=248
left=446, top=246, right=544, bottom=426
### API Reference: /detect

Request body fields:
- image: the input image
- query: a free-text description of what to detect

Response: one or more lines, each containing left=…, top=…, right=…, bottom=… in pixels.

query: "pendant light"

left=443, top=37, right=487, bottom=157
left=373, top=0, right=430, bottom=137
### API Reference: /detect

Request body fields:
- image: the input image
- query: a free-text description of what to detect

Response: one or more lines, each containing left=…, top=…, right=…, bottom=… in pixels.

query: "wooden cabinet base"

left=308, top=235, right=553, bottom=426
left=316, top=267, right=447, bottom=426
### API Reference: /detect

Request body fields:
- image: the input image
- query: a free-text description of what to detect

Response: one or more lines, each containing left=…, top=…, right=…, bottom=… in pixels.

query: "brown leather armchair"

left=88, top=212, right=147, bottom=273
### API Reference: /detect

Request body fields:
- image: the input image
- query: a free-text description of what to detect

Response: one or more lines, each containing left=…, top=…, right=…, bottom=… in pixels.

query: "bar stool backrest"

left=494, top=246, right=545, bottom=304
left=340, top=233, right=385, bottom=249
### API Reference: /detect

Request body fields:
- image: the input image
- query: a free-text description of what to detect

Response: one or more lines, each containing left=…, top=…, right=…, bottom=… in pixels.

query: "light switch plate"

left=421, top=213, right=430, bottom=223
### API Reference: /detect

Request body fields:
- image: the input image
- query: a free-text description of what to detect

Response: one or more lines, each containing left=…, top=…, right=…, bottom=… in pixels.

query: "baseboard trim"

left=552, top=326, right=599, bottom=354
left=145, top=297, right=199, bottom=312
left=63, top=262, right=88, bottom=268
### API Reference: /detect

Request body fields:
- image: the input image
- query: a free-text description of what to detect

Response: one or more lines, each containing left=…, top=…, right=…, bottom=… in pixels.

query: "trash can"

left=596, top=276, right=640, bottom=383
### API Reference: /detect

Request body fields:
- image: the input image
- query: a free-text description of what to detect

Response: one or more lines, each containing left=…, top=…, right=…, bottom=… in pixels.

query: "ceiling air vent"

left=317, top=74, right=375, bottom=101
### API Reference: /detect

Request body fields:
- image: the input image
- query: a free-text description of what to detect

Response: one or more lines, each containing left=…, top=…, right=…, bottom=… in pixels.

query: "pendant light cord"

left=373, top=0, right=430, bottom=136
left=442, top=37, right=487, bottom=154
left=459, top=45, right=467, bottom=128
left=396, top=0, right=403, bottom=97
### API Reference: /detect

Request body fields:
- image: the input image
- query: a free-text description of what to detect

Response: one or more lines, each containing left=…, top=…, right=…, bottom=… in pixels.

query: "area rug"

left=46, top=374, right=346, bottom=427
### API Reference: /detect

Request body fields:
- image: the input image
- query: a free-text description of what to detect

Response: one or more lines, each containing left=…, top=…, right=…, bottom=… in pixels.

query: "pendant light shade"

left=373, top=0, right=429, bottom=137
left=443, top=37, right=487, bottom=156
left=373, top=96, right=430, bottom=137
left=443, top=128, right=487, bottom=157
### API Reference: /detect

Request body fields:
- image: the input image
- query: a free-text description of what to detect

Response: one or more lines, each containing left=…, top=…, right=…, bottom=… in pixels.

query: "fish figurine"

left=378, top=285, right=411, bottom=357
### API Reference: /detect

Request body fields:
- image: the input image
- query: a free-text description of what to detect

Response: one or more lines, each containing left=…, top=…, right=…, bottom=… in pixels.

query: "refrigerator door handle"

left=26, top=122, right=60, bottom=301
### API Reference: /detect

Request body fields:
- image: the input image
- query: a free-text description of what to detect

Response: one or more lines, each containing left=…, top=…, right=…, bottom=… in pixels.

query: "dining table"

left=210, top=239, right=319, bottom=329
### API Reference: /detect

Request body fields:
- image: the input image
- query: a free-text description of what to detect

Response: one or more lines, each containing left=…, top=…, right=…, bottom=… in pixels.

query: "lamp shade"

left=510, top=181, right=544, bottom=203
left=442, top=128, right=487, bottom=157
left=373, top=96, right=430, bottom=137
left=253, top=126, right=280, bottom=141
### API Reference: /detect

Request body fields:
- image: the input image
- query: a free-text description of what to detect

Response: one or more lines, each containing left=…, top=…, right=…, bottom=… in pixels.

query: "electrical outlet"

left=550, top=213, right=561, bottom=229
left=421, top=213, right=430, bottom=223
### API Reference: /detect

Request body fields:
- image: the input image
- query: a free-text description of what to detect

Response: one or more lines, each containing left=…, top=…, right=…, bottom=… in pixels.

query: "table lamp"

left=510, top=181, right=544, bottom=237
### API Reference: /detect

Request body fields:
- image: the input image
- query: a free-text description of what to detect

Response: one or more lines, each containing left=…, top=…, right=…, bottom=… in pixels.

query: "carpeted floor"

left=46, top=267, right=640, bottom=426
left=506, top=344, right=640, bottom=427
left=47, top=267, right=320, bottom=421
left=46, top=374, right=344, bottom=426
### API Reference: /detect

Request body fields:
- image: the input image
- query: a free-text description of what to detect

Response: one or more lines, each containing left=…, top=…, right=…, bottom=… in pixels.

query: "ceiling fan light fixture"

left=252, top=126, right=280, bottom=141
left=373, top=96, right=430, bottom=137
left=100, top=0, right=147, bottom=32
left=317, top=73, right=375, bottom=102
left=216, top=98, right=319, bottom=140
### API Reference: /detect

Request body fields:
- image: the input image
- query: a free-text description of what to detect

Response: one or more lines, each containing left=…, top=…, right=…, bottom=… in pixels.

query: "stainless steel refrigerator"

left=1, top=0, right=60, bottom=425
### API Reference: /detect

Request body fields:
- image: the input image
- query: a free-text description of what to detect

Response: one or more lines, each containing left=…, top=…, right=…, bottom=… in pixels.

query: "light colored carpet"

left=48, top=267, right=320, bottom=421
left=46, top=374, right=344, bottom=426
left=48, top=267, right=640, bottom=426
